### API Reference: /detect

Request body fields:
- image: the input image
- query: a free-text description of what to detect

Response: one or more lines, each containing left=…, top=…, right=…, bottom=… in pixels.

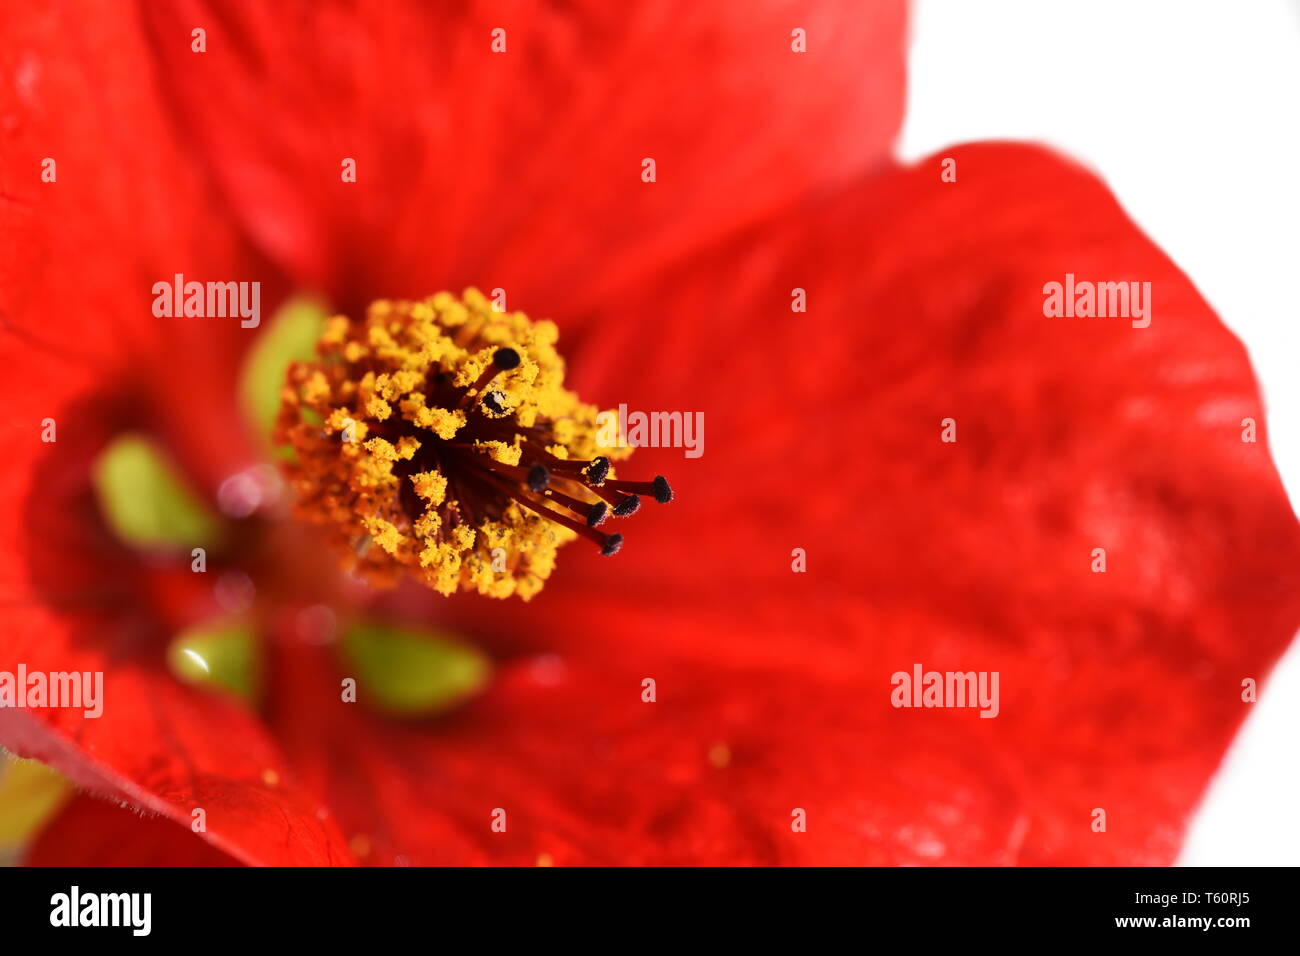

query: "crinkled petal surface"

left=262, top=640, right=1026, bottom=866
left=25, top=793, right=240, bottom=866
left=136, top=0, right=907, bottom=320
left=0, top=0, right=284, bottom=491
left=541, top=142, right=1300, bottom=863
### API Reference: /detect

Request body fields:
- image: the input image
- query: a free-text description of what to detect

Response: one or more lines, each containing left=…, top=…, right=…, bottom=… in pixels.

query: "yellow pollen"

left=275, top=289, right=648, bottom=601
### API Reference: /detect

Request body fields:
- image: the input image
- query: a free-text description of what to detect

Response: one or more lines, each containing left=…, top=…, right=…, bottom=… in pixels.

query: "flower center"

left=275, top=289, right=671, bottom=600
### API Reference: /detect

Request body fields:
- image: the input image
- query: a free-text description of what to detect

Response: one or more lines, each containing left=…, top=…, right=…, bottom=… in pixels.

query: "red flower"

left=2, top=0, right=1298, bottom=866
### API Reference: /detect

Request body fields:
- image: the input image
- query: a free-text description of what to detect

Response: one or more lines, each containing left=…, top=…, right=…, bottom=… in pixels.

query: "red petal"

left=0, top=318, right=352, bottom=869
left=25, top=793, right=240, bottom=866
left=1, top=1, right=287, bottom=493
left=1, top=5, right=354, bottom=867
left=0, top=628, right=354, bottom=865
left=0, top=418, right=354, bottom=865
left=134, top=0, right=906, bottom=320
left=264, top=639, right=1027, bottom=865
left=454, top=143, right=1300, bottom=863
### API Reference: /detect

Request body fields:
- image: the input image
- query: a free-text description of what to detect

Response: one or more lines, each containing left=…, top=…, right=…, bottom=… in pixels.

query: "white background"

left=902, top=0, right=1300, bottom=865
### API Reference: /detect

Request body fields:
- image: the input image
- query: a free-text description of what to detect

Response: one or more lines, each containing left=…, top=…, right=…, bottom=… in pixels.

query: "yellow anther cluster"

left=275, top=289, right=626, bottom=600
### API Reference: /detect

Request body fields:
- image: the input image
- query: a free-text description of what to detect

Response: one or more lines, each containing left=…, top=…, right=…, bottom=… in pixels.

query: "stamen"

left=526, top=464, right=550, bottom=493
left=588, top=482, right=641, bottom=515
left=541, top=454, right=610, bottom=485
left=275, top=291, right=671, bottom=599
left=458, top=347, right=523, bottom=410
left=492, top=347, right=521, bottom=370
left=586, top=456, right=611, bottom=485
left=541, top=487, right=609, bottom=527
left=476, top=468, right=623, bottom=555
left=604, top=476, right=673, bottom=504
